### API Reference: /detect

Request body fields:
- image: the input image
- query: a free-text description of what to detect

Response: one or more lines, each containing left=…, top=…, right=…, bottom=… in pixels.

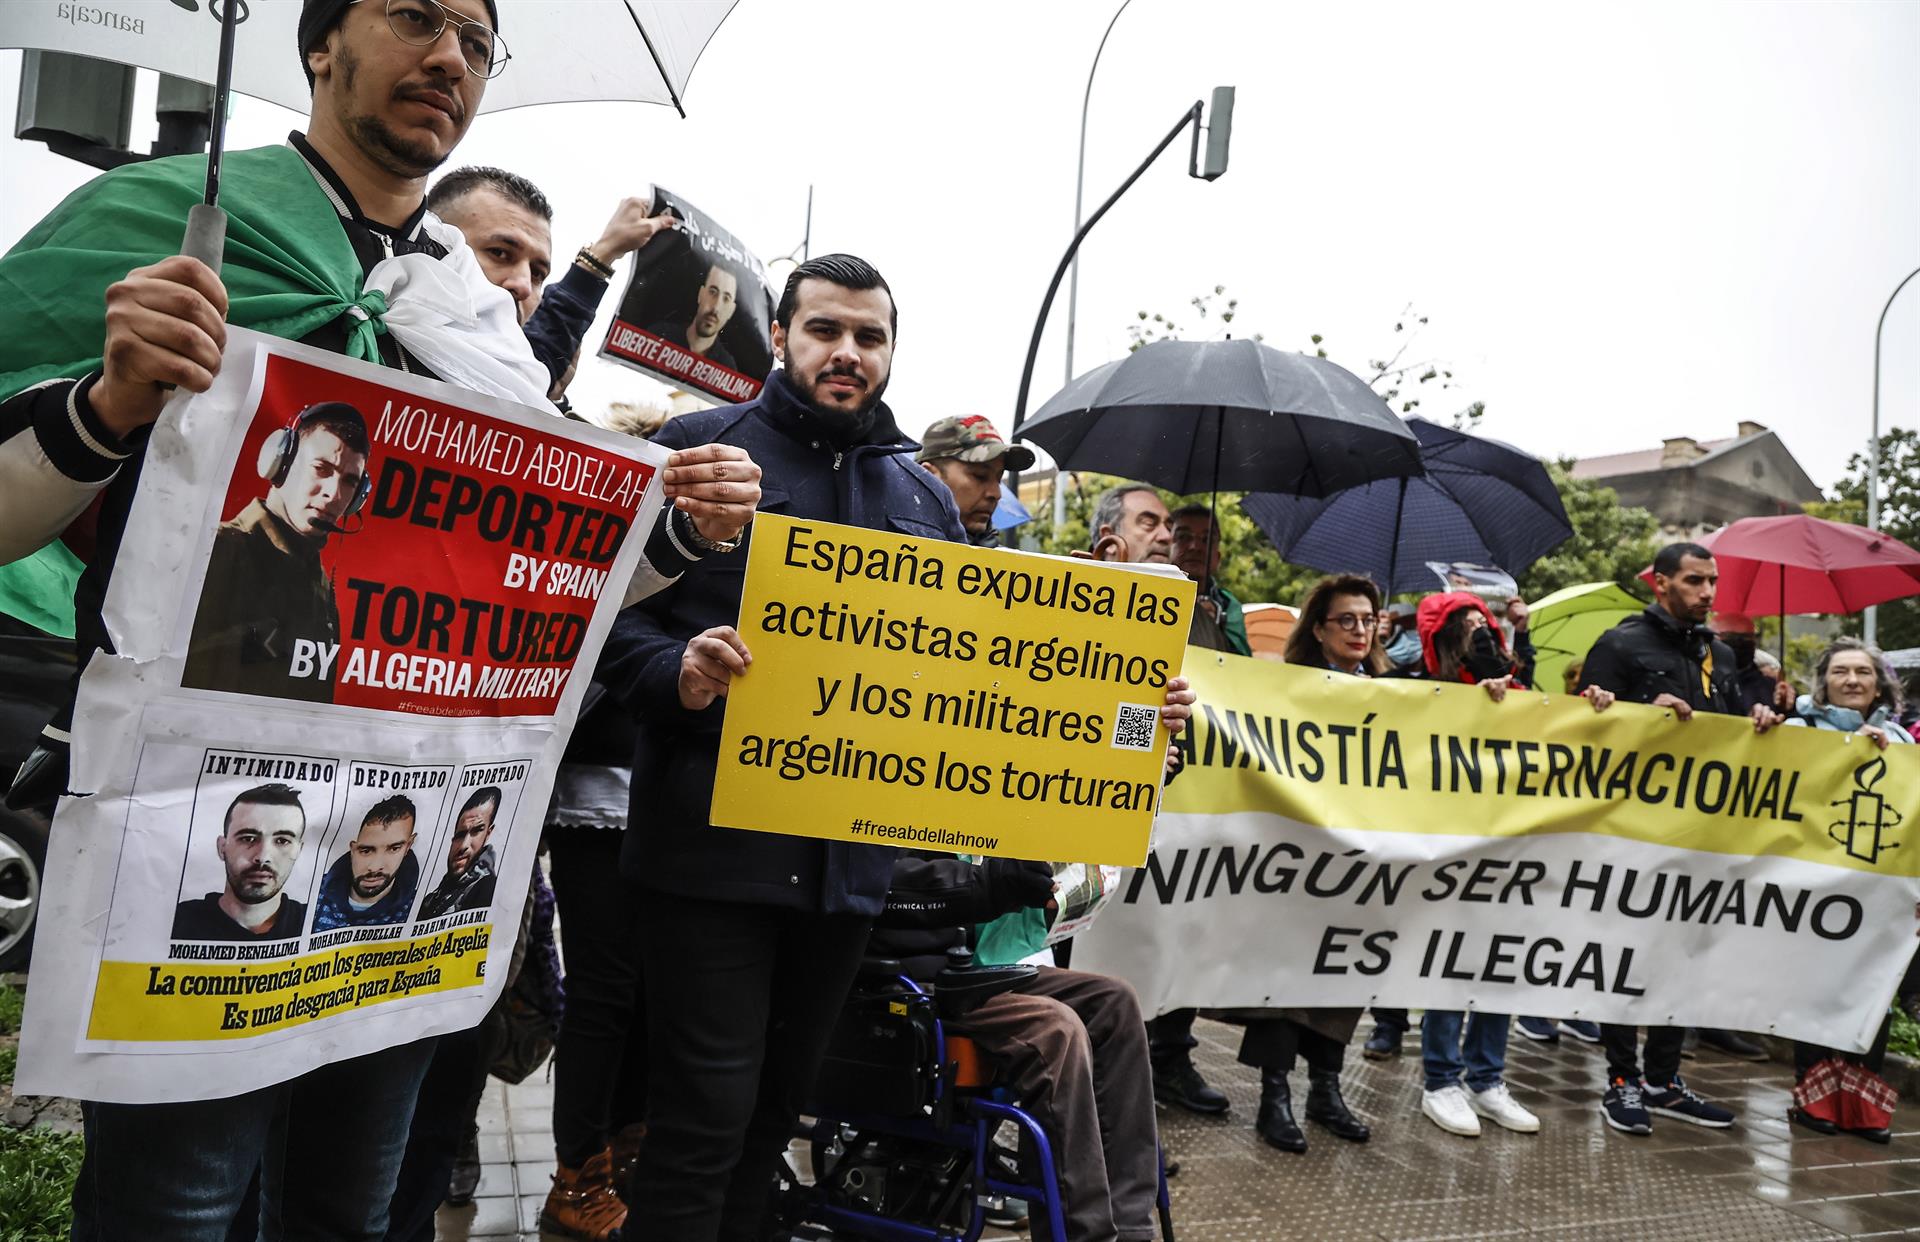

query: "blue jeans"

left=71, top=1037, right=436, bottom=1242
left=1422, top=1010, right=1510, bottom=1093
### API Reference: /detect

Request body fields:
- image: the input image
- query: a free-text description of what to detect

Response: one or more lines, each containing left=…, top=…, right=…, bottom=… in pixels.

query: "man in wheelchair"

left=832, top=850, right=1162, bottom=1242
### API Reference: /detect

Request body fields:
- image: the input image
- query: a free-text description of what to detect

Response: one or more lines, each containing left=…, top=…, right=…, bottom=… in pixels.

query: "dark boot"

left=1255, top=1072, right=1306, bottom=1153
left=1153, top=1056, right=1230, bottom=1115
left=1305, top=1069, right=1371, bottom=1143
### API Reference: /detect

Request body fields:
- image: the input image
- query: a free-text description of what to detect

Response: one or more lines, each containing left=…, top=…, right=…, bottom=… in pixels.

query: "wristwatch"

left=674, top=506, right=744, bottom=554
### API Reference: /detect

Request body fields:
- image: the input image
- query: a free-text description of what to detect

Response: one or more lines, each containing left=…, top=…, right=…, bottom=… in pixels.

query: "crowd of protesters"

left=0, top=3, right=1916, bottom=1241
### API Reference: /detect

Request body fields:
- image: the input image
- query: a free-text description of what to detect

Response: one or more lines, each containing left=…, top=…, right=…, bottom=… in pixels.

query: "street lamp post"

left=1866, top=264, right=1920, bottom=646
left=1011, top=87, right=1235, bottom=446
left=1066, top=0, right=1134, bottom=391
left=1054, top=0, right=1134, bottom=530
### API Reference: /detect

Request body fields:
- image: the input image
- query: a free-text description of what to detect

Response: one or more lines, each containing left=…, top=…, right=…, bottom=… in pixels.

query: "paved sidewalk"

left=438, top=1017, right=1920, bottom=1240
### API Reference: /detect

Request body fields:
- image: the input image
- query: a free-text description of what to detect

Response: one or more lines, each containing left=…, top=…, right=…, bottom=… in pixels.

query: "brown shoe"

left=608, top=1122, right=647, bottom=1205
left=540, top=1148, right=628, bottom=1241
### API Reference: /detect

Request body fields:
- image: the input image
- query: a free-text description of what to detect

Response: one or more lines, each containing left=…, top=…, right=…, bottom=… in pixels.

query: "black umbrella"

left=1016, top=337, right=1421, bottom=496
left=1240, top=417, right=1572, bottom=594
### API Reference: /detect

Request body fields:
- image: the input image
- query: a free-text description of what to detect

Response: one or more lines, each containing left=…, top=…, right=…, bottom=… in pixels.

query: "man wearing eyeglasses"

left=0, top=1, right=759, bottom=1238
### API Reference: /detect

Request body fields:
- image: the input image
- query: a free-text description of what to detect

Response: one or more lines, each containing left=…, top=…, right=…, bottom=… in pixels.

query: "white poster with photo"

left=18, top=329, right=667, bottom=1103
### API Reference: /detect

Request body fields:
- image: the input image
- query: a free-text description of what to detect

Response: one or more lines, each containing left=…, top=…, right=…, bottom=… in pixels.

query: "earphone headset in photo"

left=255, top=402, right=373, bottom=534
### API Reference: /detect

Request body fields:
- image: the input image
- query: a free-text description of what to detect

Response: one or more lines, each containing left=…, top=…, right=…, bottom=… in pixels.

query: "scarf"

left=1792, top=694, right=1914, bottom=743
left=0, top=144, right=548, bottom=634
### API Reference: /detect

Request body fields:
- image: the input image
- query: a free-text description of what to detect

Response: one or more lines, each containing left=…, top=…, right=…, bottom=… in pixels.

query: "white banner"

left=1074, top=652, right=1920, bottom=1054
left=19, top=329, right=666, bottom=1102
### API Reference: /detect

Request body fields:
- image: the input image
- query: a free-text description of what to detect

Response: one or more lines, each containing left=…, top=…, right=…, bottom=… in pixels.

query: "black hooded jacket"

left=598, top=370, right=966, bottom=916
left=1579, top=605, right=1743, bottom=715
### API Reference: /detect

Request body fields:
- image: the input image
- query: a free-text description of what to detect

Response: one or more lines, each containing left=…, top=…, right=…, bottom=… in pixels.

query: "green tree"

left=1306, top=305, right=1484, bottom=430
left=1513, top=461, right=1661, bottom=601
left=1807, top=428, right=1920, bottom=653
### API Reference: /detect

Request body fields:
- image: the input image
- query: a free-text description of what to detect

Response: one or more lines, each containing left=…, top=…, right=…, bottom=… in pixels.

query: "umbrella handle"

left=181, top=203, right=228, bottom=274
left=155, top=203, right=227, bottom=395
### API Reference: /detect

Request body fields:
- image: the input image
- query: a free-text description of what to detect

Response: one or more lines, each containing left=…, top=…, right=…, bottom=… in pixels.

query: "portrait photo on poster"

left=168, top=749, right=344, bottom=949
left=600, top=185, right=775, bottom=405
left=415, top=766, right=528, bottom=928
left=308, top=762, right=457, bottom=940
left=182, top=400, right=372, bottom=705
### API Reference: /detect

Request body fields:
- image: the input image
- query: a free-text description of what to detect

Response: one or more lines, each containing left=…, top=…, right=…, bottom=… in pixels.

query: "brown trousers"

left=949, top=967, right=1160, bottom=1242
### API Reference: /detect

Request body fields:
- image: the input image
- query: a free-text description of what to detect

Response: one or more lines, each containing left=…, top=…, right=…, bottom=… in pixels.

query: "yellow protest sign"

left=88, top=925, right=492, bottom=1042
left=712, top=513, right=1196, bottom=864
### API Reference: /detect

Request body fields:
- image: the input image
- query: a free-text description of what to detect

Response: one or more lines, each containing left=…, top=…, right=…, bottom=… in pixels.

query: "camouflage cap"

left=914, top=415, right=1036, bottom=470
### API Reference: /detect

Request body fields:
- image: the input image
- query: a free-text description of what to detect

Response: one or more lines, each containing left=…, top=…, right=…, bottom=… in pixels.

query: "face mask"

left=1465, top=624, right=1509, bottom=682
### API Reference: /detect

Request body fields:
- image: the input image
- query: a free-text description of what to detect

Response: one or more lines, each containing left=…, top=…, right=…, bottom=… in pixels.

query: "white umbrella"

left=0, top=0, right=738, bottom=116
left=2, top=0, right=736, bottom=263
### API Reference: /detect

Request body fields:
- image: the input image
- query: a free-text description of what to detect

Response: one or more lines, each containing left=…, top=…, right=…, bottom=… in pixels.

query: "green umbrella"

left=1528, top=581, right=1645, bottom=694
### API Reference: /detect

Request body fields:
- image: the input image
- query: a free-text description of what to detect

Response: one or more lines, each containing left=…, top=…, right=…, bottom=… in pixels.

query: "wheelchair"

left=775, top=947, right=1176, bottom=1242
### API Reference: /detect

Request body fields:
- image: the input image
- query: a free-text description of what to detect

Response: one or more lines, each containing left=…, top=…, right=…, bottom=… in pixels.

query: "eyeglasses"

left=356, top=0, right=510, bottom=79
left=1325, top=612, right=1376, bottom=632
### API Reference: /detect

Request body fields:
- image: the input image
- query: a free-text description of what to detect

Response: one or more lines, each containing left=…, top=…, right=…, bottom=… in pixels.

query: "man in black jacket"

left=600, top=251, right=1193, bottom=1239
left=597, top=254, right=967, bottom=1241
left=426, top=166, right=678, bottom=408
left=874, top=853, right=1163, bottom=1242
left=1, top=4, right=760, bottom=1236
left=1580, top=541, right=1782, bottom=1137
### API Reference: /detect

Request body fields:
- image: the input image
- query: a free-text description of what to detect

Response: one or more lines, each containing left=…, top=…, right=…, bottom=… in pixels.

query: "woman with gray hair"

left=1785, top=636, right=1913, bottom=748
left=1786, top=635, right=1912, bottom=1143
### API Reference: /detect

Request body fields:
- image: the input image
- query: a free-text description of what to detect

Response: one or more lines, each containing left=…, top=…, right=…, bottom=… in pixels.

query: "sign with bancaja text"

left=712, top=513, right=1195, bottom=865
left=1074, top=651, right=1920, bottom=1053
left=18, top=329, right=667, bottom=1103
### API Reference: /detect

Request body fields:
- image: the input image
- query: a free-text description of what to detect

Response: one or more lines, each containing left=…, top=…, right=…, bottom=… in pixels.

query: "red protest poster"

left=182, top=352, right=658, bottom=718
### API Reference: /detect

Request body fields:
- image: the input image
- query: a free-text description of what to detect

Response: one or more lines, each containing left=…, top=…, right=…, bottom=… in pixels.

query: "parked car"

left=0, top=615, right=73, bottom=972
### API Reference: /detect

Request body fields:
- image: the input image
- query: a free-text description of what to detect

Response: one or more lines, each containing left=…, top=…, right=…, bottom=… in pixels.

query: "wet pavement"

left=438, top=1016, right=1920, bottom=1241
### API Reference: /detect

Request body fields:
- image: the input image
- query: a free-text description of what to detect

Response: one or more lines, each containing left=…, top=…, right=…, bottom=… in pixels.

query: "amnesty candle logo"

left=1829, top=756, right=1905, bottom=866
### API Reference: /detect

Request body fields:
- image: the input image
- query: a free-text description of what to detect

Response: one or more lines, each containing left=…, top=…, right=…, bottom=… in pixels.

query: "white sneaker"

left=1421, top=1085, right=1482, bottom=1137
left=1470, top=1083, right=1541, bottom=1133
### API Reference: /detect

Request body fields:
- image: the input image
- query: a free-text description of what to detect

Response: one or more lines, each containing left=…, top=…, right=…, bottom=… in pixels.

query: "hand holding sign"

left=681, top=625, right=752, bottom=710
left=1651, top=692, right=1695, bottom=721
left=663, top=443, right=761, bottom=545
left=1160, top=677, right=1194, bottom=735
left=97, top=255, right=230, bottom=435
left=588, top=197, right=678, bottom=267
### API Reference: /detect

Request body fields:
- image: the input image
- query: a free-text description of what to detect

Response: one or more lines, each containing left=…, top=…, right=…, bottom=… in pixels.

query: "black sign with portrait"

left=599, top=186, right=774, bottom=405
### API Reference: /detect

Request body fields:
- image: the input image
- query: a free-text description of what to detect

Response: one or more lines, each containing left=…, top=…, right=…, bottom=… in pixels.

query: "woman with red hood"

left=1402, top=591, right=1532, bottom=693
left=1393, top=591, right=1615, bottom=1142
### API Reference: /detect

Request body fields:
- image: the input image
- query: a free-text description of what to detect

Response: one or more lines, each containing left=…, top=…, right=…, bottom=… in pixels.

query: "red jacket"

left=1416, top=591, right=1512, bottom=682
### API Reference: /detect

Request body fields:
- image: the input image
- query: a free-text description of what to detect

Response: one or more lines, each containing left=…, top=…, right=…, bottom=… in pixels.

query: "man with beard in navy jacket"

left=598, top=254, right=968, bottom=1241
left=601, top=253, right=1198, bottom=1240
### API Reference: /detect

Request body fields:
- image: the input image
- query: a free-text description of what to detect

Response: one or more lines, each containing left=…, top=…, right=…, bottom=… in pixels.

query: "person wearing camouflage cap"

left=915, top=414, right=1035, bottom=543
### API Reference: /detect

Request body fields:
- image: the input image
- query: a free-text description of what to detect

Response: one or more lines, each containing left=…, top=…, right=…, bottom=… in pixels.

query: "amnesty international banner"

left=1074, top=651, right=1920, bottom=1052
left=18, top=328, right=667, bottom=1103
left=712, top=513, right=1194, bottom=865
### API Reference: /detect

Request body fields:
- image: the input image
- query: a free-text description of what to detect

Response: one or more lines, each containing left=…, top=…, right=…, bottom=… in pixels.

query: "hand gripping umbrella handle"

left=181, top=202, right=228, bottom=273
left=156, top=203, right=226, bottom=394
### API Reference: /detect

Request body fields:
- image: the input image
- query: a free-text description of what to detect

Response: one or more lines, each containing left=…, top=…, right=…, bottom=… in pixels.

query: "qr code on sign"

left=1110, top=703, right=1159, bottom=751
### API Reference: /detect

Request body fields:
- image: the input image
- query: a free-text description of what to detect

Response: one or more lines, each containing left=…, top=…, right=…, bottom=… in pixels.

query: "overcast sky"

left=3, top=0, right=1916, bottom=491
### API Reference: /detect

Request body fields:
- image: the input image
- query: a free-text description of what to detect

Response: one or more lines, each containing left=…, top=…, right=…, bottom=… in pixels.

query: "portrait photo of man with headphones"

left=182, top=402, right=373, bottom=703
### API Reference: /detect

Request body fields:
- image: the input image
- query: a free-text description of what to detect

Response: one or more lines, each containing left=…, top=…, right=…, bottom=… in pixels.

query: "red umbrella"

left=1699, top=515, right=1920, bottom=615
